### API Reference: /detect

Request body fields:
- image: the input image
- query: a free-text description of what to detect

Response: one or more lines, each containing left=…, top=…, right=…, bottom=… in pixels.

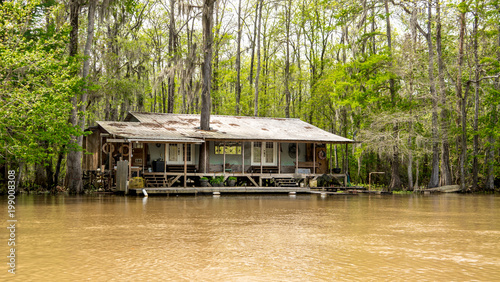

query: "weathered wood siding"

left=83, top=130, right=100, bottom=171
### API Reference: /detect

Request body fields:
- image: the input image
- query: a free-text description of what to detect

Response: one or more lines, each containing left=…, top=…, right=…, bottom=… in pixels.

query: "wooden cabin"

left=83, top=112, right=354, bottom=192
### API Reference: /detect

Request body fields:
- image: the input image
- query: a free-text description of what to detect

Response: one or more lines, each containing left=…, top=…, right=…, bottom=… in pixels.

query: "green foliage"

left=0, top=0, right=82, bottom=165
left=209, top=176, right=225, bottom=185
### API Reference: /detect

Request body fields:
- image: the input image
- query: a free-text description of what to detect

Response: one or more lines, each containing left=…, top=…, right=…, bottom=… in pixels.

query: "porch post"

left=99, top=134, right=102, bottom=170
left=329, top=143, right=333, bottom=174
left=108, top=140, right=112, bottom=190
left=184, top=143, right=187, bottom=188
left=142, top=142, right=145, bottom=173
left=128, top=141, right=132, bottom=181
left=164, top=143, right=167, bottom=182
left=204, top=141, right=207, bottom=173
left=345, top=143, right=349, bottom=186
left=313, top=143, right=316, bottom=174
left=278, top=142, right=281, bottom=174
left=223, top=141, right=226, bottom=176
left=295, top=142, right=298, bottom=173
left=259, top=142, right=263, bottom=186
left=241, top=142, right=245, bottom=173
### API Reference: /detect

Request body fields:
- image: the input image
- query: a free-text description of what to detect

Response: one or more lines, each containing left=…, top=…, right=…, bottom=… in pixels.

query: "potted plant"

left=200, top=177, right=210, bottom=187
left=210, top=176, right=225, bottom=187
left=227, top=177, right=237, bottom=187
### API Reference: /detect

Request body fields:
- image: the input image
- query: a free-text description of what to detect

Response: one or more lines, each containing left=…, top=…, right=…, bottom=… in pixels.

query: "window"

left=184, top=144, right=192, bottom=162
left=215, top=142, right=242, bottom=155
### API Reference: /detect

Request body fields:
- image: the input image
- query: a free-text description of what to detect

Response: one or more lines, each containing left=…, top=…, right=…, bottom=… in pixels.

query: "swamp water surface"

left=0, top=193, right=499, bottom=281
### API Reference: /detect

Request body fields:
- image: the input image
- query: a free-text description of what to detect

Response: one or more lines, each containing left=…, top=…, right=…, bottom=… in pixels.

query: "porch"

left=139, top=171, right=348, bottom=188
left=83, top=113, right=355, bottom=193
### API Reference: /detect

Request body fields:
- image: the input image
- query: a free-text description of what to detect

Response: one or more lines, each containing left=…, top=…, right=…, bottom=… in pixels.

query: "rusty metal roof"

left=107, top=112, right=354, bottom=143
left=97, top=121, right=203, bottom=143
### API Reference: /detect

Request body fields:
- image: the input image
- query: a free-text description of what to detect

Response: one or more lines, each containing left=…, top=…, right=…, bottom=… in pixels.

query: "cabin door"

left=251, top=142, right=277, bottom=166
left=166, top=144, right=194, bottom=165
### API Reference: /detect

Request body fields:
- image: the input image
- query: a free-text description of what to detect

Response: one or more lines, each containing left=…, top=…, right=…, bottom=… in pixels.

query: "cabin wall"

left=147, top=143, right=199, bottom=168
left=83, top=130, right=100, bottom=171
left=206, top=142, right=306, bottom=173
left=148, top=143, right=164, bottom=164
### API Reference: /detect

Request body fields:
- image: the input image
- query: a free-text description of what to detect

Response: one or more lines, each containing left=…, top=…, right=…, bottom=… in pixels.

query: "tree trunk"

left=457, top=5, right=466, bottom=191
left=66, top=0, right=96, bottom=194
left=65, top=0, right=81, bottom=193
left=35, top=163, right=47, bottom=188
left=415, top=157, right=419, bottom=190
left=235, top=0, right=242, bottom=115
left=54, top=146, right=65, bottom=187
left=385, top=0, right=401, bottom=191
left=167, top=0, right=176, bottom=113
left=472, top=3, right=480, bottom=190
left=162, top=80, right=166, bottom=113
left=69, top=0, right=79, bottom=58
left=296, top=29, right=302, bottom=117
left=212, top=0, right=220, bottom=114
left=436, top=1, right=452, bottom=186
left=248, top=1, right=259, bottom=86
left=284, top=0, right=291, bottom=118
left=253, top=0, right=263, bottom=117
left=200, top=0, right=215, bottom=131
left=426, top=1, right=440, bottom=188
left=407, top=7, right=417, bottom=191
left=486, top=4, right=500, bottom=190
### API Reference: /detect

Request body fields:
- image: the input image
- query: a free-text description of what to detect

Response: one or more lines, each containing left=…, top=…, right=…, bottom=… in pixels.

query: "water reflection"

left=0, top=194, right=499, bottom=281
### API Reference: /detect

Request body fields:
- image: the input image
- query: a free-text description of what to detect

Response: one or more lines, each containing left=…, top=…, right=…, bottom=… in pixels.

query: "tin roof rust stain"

left=184, top=118, right=198, bottom=124
left=108, top=123, right=127, bottom=128
left=164, top=120, right=181, bottom=125
left=229, top=123, right=240, bottom=127
left=261, top=128, right=268, bottom=131
left=304, top=126, right=313, bottom=129
left=141, top=122, right=162, bottom=128
left=165, top=127, right=176, bottom=131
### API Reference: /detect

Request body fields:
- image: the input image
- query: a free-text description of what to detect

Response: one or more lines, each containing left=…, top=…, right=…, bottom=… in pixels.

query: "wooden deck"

left=140, top=172, right=348, bottom=188
left=132, top=186, right=311, bottom=195
left=130, top=185, right=389, bottom=196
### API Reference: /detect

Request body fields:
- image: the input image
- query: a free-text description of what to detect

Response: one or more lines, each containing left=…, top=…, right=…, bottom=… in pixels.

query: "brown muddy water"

left=1, top=193, right=499, bottom=281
